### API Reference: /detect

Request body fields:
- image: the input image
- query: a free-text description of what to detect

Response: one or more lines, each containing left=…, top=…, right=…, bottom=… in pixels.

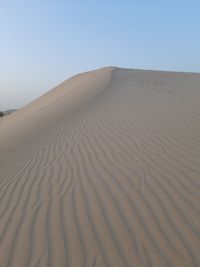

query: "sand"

left=0, top=67, right=200, bottom=267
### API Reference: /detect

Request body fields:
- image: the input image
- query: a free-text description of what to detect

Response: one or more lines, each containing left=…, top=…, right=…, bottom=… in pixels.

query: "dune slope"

left=0, top=67, right=200, bottom=267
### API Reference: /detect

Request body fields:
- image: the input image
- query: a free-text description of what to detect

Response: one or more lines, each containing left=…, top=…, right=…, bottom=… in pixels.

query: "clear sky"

left=0, top=0, right=200, bottom=110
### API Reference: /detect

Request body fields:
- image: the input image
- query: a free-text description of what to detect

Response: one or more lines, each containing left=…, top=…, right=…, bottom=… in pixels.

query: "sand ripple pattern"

left=0, top=67, right=200, bottom=267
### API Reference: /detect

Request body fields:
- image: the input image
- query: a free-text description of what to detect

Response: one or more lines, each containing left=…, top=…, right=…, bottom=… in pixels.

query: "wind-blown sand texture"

left=0, top=67, right=200, bottom=267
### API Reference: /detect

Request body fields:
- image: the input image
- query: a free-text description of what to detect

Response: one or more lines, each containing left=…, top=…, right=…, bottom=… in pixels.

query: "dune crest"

left=0, top=67, right=200, bottom=267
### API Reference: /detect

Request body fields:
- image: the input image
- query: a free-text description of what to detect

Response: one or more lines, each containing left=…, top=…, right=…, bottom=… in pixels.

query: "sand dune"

left=0, top=67, right=200, bottom=267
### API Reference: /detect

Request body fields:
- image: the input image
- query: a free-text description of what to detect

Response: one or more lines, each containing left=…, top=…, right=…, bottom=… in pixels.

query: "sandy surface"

left=0, top=67, right=200, bottom=267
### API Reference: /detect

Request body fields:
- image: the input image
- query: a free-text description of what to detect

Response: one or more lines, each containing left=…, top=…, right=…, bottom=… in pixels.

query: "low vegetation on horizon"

left=0, top=110, right=17, bottom=117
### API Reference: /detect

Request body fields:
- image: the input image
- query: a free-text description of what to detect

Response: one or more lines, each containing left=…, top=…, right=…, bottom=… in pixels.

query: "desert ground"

left=0, top=67, right=200, bottom=267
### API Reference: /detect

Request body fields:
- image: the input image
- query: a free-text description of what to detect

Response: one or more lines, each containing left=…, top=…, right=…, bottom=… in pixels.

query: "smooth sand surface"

left=0, top=67, right=200, bottom=266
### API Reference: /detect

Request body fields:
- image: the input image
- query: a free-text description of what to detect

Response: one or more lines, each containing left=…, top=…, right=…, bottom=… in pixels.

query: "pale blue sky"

left=0, top=0, right=200, bottom=109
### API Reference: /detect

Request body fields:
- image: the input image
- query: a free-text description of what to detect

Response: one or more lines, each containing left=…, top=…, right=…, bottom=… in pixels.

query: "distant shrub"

left=0, top=112, right=4, bottom=117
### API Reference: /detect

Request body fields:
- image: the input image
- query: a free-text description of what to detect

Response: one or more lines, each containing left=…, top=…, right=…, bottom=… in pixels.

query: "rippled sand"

left=0, top=67, right=200, bottom=267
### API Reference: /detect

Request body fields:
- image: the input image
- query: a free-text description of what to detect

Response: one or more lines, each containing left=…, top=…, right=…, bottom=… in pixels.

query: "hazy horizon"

left=1, top=0, right=200, bottom=110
